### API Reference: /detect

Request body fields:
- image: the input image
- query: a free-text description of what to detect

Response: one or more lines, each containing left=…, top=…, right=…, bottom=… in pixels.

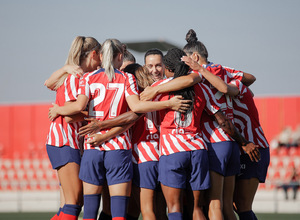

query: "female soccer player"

left=229, top=79, right=270, bottom=220
left=48, top=38, right=189, bottom=220
left=151, top=48, right=259, bottom=220
left=140, top=29, right=260, bottom=220
left=119, top=44, right=136, bottom=71
left=45, top=36, right=101, bottom=220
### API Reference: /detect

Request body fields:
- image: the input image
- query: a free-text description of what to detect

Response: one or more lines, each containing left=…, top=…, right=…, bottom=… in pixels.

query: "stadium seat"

left=276, top=159, right=284, bottom=168
left=278, top=147, right=289, bottom=156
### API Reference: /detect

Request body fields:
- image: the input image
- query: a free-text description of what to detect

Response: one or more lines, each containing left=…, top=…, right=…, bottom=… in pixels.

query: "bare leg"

left=57, top=162, right=83, bottom=205
left=233, top=178, right=259, bottom=213
left=223, top=176, right=236, bottom=220
left=59, top=185, right=65, bottom=208
left=108, top=181, right=132, bottom=197
left=140, top=188, right=156, bottom=220
left=192, top=190, right=206, bottom=220
left=161, top=183, right=182, bottom=214
left=207, top=171, right=224, bottom=220
left=101, top=183, right=111, bottom=216
left=127, top=184, right=141, bottom=219
left=155, top=190, right=168, bottom=220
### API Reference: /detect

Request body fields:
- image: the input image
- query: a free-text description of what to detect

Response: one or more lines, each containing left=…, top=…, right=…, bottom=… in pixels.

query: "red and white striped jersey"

left=78, top=68, right=139, bottom=151
left=197, top=63, right=242, bottom=143
left=46, top=74, right=83, bottom=149
left=202, top=63, right=243, bottom=120
left=231, top=82, right=269, bottom=152
left=131, top=111, right=160, bottom=164
left=153, top=78, right=220, bottom=156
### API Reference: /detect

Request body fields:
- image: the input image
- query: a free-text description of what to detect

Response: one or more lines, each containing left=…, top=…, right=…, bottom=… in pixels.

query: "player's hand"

left=140, top=86, right=158, bottom=101
left=181, top=56, right=204, bottom=71
left=86, top=133, right=106, bottom=146
left=48, top=103, right=60, bottom=121
left=242, top=142, right=261, bottom=162
left=65, top=64, right=84, bottom=78
left=169, top=95, right=192, bottom=113
left=79, top=118, right=102, bottom=136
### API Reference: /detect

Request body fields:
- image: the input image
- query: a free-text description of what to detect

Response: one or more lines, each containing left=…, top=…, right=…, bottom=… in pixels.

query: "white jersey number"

left=89, top=83, right=124, bottom=118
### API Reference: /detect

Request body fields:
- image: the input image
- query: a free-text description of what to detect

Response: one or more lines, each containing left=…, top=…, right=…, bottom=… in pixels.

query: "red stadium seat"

left=276, top=160, right=284, bottom=168
left=273, top=171, right=281, bottom=180
left=287, top=160, right=295, bottom=168
left=269, top=148, right=278, bottom=156
left=278, top=147, right=289, bottom=156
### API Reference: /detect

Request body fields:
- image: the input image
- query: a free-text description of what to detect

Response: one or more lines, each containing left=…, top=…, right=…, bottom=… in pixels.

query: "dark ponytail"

left=183, top=29, right=209, bottom=62
left=163, top=48, right=194, bottom=113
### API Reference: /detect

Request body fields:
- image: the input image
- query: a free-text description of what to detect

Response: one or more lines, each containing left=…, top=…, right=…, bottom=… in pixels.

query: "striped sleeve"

left=200, top=83, right=220, bottom=115
left=78, top=74, right=90, bottom=98
left=189, top=70, right=203, bottom=82
left=223, top=66, right=244, bottom=81
left=125, top=73, right=139, bottom=97
left=65, top=75, right=79, bottom=102
left=229, top=79, right=244, bottom=95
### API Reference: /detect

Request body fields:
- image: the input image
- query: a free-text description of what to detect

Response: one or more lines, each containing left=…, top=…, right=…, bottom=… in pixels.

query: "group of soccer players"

left=45, top=29, right=270, bottom=220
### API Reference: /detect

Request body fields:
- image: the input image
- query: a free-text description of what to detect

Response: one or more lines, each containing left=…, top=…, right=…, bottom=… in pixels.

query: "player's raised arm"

left=44, top=64, right=83, bottom=91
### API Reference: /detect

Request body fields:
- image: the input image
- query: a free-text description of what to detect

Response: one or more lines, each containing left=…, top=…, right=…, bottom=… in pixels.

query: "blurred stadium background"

left=0, top=96, right=299, bottom=218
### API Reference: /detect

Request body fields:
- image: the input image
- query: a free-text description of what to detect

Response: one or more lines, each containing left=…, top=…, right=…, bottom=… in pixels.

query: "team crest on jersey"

left=79, top=79, right=85, bottom=87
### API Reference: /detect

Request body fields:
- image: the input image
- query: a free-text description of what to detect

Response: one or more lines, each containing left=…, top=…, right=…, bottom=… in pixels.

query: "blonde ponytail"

left=54, top=36, right=100, bottom=90
left=100, top=39, right=123, bottom=82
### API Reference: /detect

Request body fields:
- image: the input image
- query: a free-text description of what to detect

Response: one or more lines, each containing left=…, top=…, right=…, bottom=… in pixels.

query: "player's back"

left=79, top=68, right=138, bottom=151
left=80, top=68, right=137, bottom=121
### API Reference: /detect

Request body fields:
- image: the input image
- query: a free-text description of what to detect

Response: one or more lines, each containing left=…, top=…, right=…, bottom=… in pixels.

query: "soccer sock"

left=168, top=212, right=183, bottom=220
left=126, top=214, right=139, bottom=220
left=83, top=194, right=101, bottom=220
left=110, top=196, right=129, bottom=220
left=58, top=206, right=65, bottom=220
left=238, top=210, right=256, bottom=220
left=61, top=204, right=82, bottom=220
left=51, top=208, right=61, bottom=220
left=98, top=211, right=112, bottom=220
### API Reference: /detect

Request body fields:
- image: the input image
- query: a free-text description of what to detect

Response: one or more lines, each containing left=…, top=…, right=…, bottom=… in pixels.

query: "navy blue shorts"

left=133, top=161, right=159, bottom=190
left=79, top=149, right=133, bottom=186
left=206, top=141, right=240, bottom=176
left=237, top=148, right=270, bottom=183
left=158, top=150, right=210, bottom=191
left=46, top=145, right=81, bottom=169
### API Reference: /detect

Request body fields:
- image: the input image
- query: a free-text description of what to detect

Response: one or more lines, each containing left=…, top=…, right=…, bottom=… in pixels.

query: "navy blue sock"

left=238, top=210, right=256, bottom=220
left=57, top=207, right=63, bottom=216
left=83, top=194, right=101, bottom=220
left=110, top=196, right=129, bottom=219
left=63, top=204, right=82, bottom=217
left=168, top=212, right=183, bottom=220
left=98, top=211, right=112, bottom=220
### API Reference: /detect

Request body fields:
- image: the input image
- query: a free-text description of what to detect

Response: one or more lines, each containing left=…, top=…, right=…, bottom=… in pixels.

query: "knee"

left=209, top=199, right=222, bottom=210
left=234, top=199, right=252, bottom=213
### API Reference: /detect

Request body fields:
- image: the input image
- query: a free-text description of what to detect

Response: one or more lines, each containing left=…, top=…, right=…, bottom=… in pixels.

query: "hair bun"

left=185, top=29, right=198, bottom=43
left=122, top=44, right=127, bottom=51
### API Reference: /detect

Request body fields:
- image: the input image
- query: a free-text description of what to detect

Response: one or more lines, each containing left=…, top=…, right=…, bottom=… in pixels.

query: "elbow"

left=243, top=74, right=256, bottom=86
left=44, top=80, right=53, bottom=90
left=248, top=75, right=256, bottom=86
left=220, top=85, right=229, bottom=94
left=130, top=106, right=141, bottom=113
left=186, top=77, right=196, bottom=87
left=64, top=116, right=73, bottom=123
